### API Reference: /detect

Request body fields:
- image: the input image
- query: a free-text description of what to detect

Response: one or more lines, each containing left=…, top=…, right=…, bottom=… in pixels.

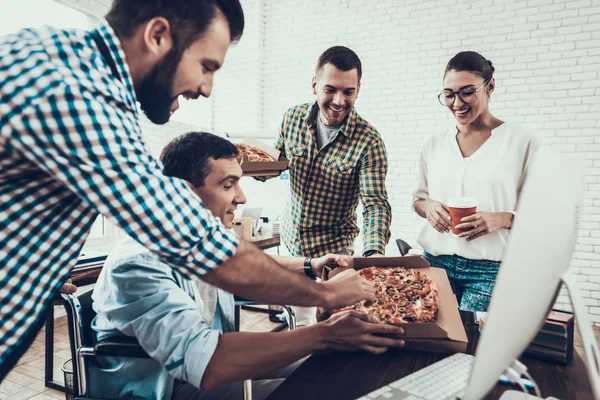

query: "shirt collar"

left=93, top=21, right=137, bottom=109
left=304, top=102, right=357, bottom=139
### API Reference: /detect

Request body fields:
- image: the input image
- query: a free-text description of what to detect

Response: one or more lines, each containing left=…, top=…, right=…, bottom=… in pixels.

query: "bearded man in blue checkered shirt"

left=0, top=0, right=377, bottom=378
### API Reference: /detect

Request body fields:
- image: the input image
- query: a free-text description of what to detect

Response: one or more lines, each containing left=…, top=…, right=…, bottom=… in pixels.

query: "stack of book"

left=523, top=309, right=574, bottom=365
left=272, top=220, right=281, bottom=235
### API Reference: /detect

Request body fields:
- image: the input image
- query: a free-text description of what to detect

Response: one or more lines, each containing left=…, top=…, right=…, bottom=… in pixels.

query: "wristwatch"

left=363, top=250, right=382, bottom=257
left=304, top=257, right=317, bottom=280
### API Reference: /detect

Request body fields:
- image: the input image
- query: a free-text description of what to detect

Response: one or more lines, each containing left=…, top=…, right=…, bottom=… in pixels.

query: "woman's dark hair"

left=160, top=132, right=239, bottom=187
left=444, top=51, right=495, bottom=82
left=106, top=0, right=244, bottom=54
left=316, top=46, right=362, bottom=82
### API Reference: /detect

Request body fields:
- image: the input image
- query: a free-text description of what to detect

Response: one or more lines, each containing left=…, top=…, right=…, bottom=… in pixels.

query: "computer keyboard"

left=357, top=353, right=475, bottom=400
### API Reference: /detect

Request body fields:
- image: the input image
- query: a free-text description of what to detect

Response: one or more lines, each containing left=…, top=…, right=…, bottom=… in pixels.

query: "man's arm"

left=203, top=240, right=372, bottom=309
left=15, top=86, right=238, bottom=280
left=270, top=254, right=306, bottom=274
left=252, top=111, right=289, bottom=182
left=16, top=87, right=371, bottom=308
left=202, top=309, right=405, bottom=389
left=359, top=137, right=392, bottom=255
left=271, top=254, right=353, bottom=279
left=99, top=255, right=402, bottom=391
left=274, top=115, right=287, bottom=155
left=97, top=257, right=223, bottom=389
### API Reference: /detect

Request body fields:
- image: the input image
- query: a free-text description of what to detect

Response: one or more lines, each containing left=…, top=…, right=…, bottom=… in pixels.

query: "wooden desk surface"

left=267, top=312, right=594, bottom=400
left=253, top=231, right=281, bottom=250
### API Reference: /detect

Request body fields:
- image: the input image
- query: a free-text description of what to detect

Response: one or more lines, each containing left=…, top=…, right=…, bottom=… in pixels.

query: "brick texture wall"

left=61, top=0, right=600, bottom=321
left=259, top=0, right=600, bottom=320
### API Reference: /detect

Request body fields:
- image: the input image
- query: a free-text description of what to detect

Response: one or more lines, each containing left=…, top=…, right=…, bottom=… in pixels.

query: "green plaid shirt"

left=275, top=102, right=391, bottom=257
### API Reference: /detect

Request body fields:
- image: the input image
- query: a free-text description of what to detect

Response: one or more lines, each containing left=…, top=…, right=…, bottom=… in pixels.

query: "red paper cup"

left=448, top=197, right=477, bottom=235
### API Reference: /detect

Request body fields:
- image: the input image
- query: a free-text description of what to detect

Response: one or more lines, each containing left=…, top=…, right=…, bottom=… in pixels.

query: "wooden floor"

left=0, top=307, right=280, bottom=400
left=2, top=309, right=599, bottom=400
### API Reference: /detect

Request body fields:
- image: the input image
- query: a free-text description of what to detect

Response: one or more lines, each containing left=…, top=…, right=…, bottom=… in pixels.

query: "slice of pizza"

left=236, top=143, right=275, bottom=162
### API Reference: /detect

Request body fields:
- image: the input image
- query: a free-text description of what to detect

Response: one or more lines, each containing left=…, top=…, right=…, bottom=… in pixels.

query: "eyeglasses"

left=438, top=80, right=490, bottom=106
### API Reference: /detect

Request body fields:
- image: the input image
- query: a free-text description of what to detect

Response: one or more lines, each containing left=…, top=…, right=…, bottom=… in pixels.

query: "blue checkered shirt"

left=0, top=22, right=239, bottom=370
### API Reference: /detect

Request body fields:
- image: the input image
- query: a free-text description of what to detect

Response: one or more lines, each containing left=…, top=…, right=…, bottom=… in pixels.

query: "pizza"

left=336, top=267, right=439, bottom=324
left=235, top=143, right=275, bottom=162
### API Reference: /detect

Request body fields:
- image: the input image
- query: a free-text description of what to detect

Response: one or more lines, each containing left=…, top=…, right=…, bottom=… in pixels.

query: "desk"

left=268, top=312, right=594, bottom=400
left=253, top=231, right=281, bottom=250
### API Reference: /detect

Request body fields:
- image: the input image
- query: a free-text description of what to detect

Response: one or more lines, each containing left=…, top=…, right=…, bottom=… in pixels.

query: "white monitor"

left=462, top=146, right=586, bottom=400
left=241, top=207, right=263, bottom=222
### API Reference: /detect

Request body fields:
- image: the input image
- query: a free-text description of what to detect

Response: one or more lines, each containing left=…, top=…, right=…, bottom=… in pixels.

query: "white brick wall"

left=249, top=0, right=600, bottom=321
left=55, top=0, right=110, bottom=17
left=60, top=0, right=600, bottom=322
left=211, top=0, right=264, bottom=137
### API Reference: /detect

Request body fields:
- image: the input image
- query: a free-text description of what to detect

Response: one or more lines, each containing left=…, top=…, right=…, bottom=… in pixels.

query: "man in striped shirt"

left=0, top=0, right=375, bottom=378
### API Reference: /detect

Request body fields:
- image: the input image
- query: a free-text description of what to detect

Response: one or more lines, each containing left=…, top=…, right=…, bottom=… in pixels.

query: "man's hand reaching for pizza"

left=311, top=254, right=354, bottom=279
left=318, top=310, right=405, bottom=354
left=322, top=269, right=376, bottom=309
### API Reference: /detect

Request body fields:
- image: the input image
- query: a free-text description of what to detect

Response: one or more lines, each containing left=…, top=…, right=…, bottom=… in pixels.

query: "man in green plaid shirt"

left=275, top=46, right=392, bottom=260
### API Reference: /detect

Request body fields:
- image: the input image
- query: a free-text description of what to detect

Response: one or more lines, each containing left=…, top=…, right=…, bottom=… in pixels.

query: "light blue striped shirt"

left=90, top=237, right=235, bottom=399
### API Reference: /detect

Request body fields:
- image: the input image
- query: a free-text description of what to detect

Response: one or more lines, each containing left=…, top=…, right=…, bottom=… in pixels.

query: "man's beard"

left=135, top=49, right=181, bottom=125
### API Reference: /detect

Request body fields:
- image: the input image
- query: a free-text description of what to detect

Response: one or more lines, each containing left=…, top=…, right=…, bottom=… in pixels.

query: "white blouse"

left=413, top=122, right=540, bottom=262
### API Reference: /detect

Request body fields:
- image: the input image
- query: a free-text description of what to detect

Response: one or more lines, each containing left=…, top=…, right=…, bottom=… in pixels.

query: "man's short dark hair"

left=106, top=0, right=244, bottom=54
left=316, top=46, right=362, bottom=82
left=160, top=132, right=239, bottom=187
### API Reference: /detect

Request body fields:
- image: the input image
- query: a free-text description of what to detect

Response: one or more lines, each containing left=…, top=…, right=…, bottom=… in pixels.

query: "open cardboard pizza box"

left=320, top=256, right=468, bottom=353
left=239, top=138, right=289, bottom=176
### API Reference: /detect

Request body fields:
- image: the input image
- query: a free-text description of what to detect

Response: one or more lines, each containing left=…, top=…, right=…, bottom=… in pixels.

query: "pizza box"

left=239, top=138, right=289, bottom=174
left=319, top=256, right=468, bottom=354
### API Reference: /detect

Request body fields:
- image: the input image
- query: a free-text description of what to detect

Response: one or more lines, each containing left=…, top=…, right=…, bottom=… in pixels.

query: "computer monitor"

left=462, top=146, right=586, bottom=400
left=241, top=207, right=263, bottom=223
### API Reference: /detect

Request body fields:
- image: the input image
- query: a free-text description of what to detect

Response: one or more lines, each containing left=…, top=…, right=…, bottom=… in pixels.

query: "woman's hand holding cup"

left=456, top=211, right=514, bottom=241
left=422, top=199, right=452, bottom=233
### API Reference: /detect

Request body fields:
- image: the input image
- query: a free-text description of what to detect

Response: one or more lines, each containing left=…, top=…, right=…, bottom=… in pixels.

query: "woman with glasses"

left=412, top=51, right=540, bottom=312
